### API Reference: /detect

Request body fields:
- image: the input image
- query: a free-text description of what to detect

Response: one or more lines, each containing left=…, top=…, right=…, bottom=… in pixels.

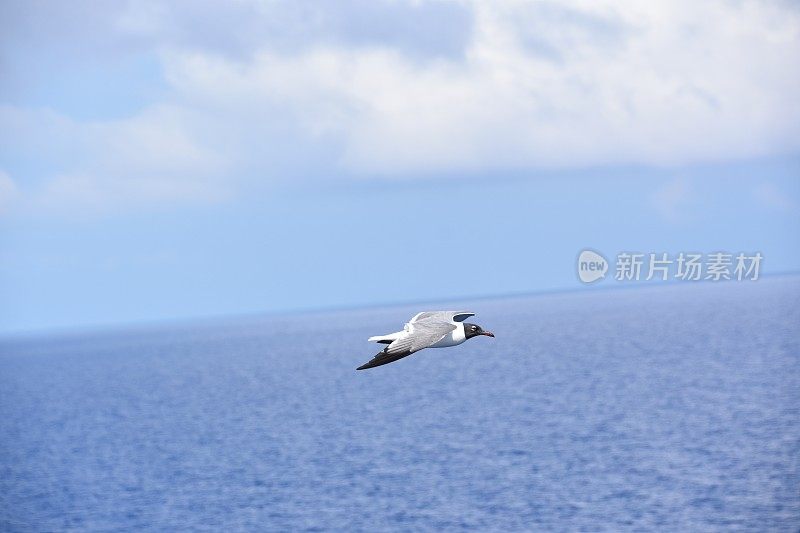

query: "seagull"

left=357, top=311, right=494, bottom=370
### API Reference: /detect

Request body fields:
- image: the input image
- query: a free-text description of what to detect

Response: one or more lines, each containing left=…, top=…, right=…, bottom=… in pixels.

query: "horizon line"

left=2, top=270, right=799, bottom=342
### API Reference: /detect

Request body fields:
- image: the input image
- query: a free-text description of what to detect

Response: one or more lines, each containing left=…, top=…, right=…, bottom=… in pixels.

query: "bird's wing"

left=356, top=333, right=414, bottom=370
left=407, top=318, right=457, bottom=352
left=409, top=311, right=434, bottom=323
left=356, top=320, right=456, bottom=370
left=449, top=311, right=475, bottom=322
left=410, top=310, right=475, bottom=324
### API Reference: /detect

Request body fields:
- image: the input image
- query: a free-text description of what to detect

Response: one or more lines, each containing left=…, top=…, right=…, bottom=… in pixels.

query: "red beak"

left=481, top=331, right=495, bottom=337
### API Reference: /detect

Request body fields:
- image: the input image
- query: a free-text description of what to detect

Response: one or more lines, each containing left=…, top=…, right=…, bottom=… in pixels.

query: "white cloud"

left=159, top=0, right=800, bottom=175
left=0, top=104, right=230, bottom=215
left=2, top=0, right=799, bottom=214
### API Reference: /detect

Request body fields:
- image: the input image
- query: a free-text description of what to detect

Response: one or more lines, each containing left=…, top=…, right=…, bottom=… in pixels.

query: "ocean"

left=1, top=278, right=798, bottom=531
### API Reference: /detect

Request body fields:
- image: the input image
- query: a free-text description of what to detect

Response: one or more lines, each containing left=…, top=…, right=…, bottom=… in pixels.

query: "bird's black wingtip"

left=356, top=350, right=411, bottom=370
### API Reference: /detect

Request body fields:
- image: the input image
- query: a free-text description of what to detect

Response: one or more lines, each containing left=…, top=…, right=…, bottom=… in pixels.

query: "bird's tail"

left=367, top=331, right=404, bottom=344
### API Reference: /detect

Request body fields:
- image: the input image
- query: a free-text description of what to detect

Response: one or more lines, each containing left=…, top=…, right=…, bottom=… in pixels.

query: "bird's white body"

left=429, top=322, right=466, bottom=348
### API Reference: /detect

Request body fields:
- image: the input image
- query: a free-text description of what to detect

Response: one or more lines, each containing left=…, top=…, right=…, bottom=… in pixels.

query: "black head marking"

left=464, top=322, right=494, bottom=339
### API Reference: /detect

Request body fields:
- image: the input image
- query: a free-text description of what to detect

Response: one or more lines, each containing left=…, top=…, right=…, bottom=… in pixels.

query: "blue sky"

left=1, top=1, right=799, bottom=334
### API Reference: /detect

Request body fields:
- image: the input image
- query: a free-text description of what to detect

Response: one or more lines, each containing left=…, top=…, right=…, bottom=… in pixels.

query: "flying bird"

left=357, top=311, right=494, bottom=370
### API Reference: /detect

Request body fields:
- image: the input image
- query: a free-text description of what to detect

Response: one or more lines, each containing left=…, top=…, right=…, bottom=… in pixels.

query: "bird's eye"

left=472, top=326, right=477, bottom=331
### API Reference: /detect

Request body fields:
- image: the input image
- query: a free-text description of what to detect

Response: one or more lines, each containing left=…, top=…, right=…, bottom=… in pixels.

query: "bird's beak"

left=481, top=331, right=495, bottom=337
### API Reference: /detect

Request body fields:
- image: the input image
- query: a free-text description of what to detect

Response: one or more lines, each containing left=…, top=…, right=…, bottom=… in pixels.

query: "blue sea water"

left=1, top=279, right=799, bottom=531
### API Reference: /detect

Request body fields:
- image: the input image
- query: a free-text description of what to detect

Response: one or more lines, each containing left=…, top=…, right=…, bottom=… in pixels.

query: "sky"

left=1, top=0, right=799, bottom=334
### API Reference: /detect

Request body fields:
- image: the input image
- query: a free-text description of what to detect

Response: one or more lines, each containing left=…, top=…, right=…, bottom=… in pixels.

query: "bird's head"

left=463, top=323, right=495, bottom=339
